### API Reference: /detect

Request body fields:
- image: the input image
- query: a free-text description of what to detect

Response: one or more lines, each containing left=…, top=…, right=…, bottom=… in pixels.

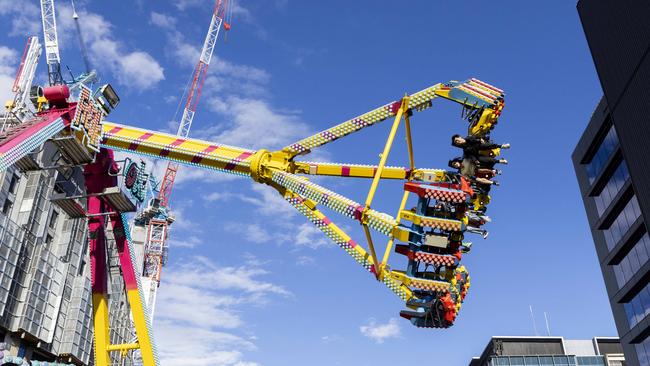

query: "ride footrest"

left=400, top=293, right=457, bottom=328
left=399, top=210, right=464, bottom=231
left=391, top=271, right=450, bottom=292
left=395, top=244, right=459, bottom=267
left=403, top=182, right=468, bottom=203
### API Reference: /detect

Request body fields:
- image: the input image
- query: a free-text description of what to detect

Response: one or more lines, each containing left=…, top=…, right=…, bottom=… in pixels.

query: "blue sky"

left=0, top=1, right=613, bottom=365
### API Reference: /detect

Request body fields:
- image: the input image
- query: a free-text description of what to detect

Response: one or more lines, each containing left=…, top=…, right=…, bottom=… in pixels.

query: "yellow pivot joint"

left=250, top=149, right=295, bottom=184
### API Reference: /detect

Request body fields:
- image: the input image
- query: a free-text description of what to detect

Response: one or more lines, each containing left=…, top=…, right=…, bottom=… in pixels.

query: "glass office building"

left=574, top=1, right=650, bottom=365
left=0, top=144, right=136, bottom=365
left=469, top=337, right=625, bottom=366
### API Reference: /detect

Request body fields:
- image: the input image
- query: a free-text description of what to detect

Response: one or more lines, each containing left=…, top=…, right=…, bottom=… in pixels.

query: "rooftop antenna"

left=529, top=305, right=539, bottom=336
left=71, top=0, right=91, bottom=73
left=544, top=312, right=551, bottom=336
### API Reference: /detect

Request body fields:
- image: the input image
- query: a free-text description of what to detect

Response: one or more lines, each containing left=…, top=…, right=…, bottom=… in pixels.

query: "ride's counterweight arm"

left=282, top=84, right=444, bottom=157
left=284, top=190, right=411, bottom=301
left=101, top=122, right=255, bottom=176
left=270, top=171, right=397, bottom=235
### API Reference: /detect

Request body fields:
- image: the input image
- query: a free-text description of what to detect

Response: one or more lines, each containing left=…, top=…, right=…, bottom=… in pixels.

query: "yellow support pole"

left=379, top=112, right=416, bottom=276
left=92, top=294, right=111, bottom=366
left=404, top=112, right=415, bottom=171
left=363, top=96, right=409, bottom=208
left=362, top=224, right=379, bottom=278
left=361, top=96, right=409, bottom=277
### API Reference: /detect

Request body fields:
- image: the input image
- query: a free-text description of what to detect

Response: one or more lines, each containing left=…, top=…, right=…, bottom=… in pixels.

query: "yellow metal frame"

left=86, top=79, right=506, bottom=356
left=98, top=80, right=504, bottom=304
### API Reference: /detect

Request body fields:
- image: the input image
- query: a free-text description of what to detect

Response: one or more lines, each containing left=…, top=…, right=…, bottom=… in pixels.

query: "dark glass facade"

left=574, top=1, right=650, bottom=365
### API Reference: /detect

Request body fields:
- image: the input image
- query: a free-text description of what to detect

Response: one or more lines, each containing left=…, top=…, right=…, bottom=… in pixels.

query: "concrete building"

left=0, top=143, right=137, bottom=365
left=573, top=1, right=650, bottom=365
left=469, top=336, right=625, bottom=366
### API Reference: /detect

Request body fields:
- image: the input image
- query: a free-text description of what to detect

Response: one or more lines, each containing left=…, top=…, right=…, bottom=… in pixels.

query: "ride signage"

left=122, top=158, right=147, bottom=204
left=71, top=84, right=104, bottom=152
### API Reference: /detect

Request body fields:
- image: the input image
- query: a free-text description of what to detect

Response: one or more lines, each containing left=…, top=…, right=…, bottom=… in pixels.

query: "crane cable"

left=70, top=0, right=91, bottom=74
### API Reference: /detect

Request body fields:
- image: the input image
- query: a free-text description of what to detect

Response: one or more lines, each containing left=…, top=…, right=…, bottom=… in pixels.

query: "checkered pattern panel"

left=420, top=217, right=462, bottom=231
left=413, top=252, right=458, bottom=267
left=422, top=186, right=467, bottom=203
left=409, top=278, right=450, bottom=293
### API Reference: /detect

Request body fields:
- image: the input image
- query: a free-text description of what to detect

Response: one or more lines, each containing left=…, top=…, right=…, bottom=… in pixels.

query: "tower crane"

left=2, top=36, right=43, bottom=130
left=40, top=0, right=64, bottom=85
left=135, top=0, right=233, bottom=322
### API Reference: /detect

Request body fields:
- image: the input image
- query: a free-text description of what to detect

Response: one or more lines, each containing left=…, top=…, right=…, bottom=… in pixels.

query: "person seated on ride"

left=467, top=211, right=490, bottom=228
left=451, top=134, right=510, bottom=152
left=448, top=158, right=499, bottom=187
left=425, top=202, right=460, bottom=220
left=475, top=166, right=501, bottom=179
left=466, top=225, right=488, bottom=239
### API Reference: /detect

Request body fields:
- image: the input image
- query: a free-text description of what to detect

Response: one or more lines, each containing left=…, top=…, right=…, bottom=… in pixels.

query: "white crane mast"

left=12, top=37, right=41, bottom=116
left=177, top=9, right=224, bottom=138
left=2, top=37, right=42, bottom=130
left=40, top=0, right=63, bottom=85
left=140, top=0, right=232, bottom=323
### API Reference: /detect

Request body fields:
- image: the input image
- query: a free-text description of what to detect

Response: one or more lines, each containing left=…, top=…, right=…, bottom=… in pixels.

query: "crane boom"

left=3, top=37, right=42, bottom=130
left=139, top=0, right=232, bottom=324
left=40, top=0, right=64, bottom=85
left=157, top=1, right=229, bottom=206
left=71, top=0, right=92, bottom=73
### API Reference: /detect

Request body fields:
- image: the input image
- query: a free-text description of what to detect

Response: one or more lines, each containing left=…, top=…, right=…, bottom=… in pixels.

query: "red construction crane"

left=139, top=0, right=233, bottom=320
left=157, top=0, right=232, bottom=207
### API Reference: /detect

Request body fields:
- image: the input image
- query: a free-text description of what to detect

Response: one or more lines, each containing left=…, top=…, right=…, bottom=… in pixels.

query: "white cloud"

left=321, top=334, right=343, bottom=343
left=239, top=184, right=296, bottom=217
left=149, top=12, right=177, bottom=29
left=0, top=46, right=17, bottom=104
left=165, top=257, right=290, bottom=296
left=224, top=222, right=274, bottom=244
left=172, top=0, right=205, bottom=11
left=206, top=191, right=230, bottom=202
left=163, top=95, right=178, bottom=104
left=116, top=51, right=164, bottom=89
left=168, top=234, right=203, bottom=248
left=56, top=4, right=165, bottom=89
left=200, top=96, right=309, bottom=151
left=0, top=0, right=41, bottom=37
left=155, top=256, right=288, bottom=365
left=359, top=318, right=401, bottom=344
left=172, top=0, right=253, bottom=26
left=296, top=255, right=315, bottom=266
left=294, top=223, right=329, bottom=250
left=156, top=319, right=256, bottom=366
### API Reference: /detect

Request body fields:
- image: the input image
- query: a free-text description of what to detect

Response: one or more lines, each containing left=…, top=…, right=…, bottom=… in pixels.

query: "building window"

left=48, top=210, right=58, bottom=230
left=603, top=195, right=642, bottom=250
left=576, top=356, right=605, bottom=365
left=2, top=199, right=12, bottom=215
left=636, top=335, right=650, bottom=366
left=593, top=160, right=629, bottom=216
left=613, top=232, right=650, bottom=288
left=586, top=126, right=619, bottom=184
left=8, top=174, right=18, bottom=194
left=624, top=282, right=650, bottom=329
left=488, top=355, right=597, bottom=366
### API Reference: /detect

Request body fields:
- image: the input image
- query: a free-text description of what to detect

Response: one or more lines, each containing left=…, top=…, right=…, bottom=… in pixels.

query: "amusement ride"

left=0, top=0, right=508, bottom=365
